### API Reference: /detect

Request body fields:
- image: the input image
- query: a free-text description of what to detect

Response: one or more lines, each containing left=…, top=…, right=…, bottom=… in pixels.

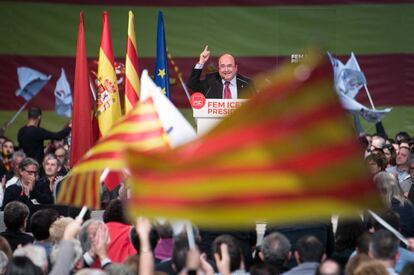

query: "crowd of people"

left=0, top=69, right=413, bottom=274
left=0, top=111, right=412, bottom=275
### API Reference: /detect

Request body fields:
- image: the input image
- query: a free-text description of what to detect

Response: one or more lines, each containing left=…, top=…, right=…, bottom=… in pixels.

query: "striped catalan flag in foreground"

left=124, top=10, right=140, bottom=113
left=57, top=96, right=170, bottom=209
left=125, top=51, right=382, bottom=228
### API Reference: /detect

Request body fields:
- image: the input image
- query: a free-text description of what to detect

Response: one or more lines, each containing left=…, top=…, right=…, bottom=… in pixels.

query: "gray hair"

left=104, top=264, right=135, bottom=275
left=43, top=153, right=61, bottom=167
left=370, top=229, right=399, bottom=260
left=18, top=157, right=39, bottom=170
left=374, top=171, right=406, bottom=207
left=11, top=150, right=25, bottom=162
left=261, top=232, right=291, bottom=267
left=13, top=244, right=48, bottom=272
left=78, top=220, right=105, bottom=253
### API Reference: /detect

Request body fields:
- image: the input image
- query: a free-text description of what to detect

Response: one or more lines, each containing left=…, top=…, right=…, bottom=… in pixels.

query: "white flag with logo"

left=54, top=68, right=72, bottom=118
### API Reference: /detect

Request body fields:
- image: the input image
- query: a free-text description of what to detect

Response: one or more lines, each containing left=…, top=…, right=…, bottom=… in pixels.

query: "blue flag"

left=154, top=11, right=170, bottom=99
left=15, top=67, right=51, bottom=101
left=54, top=68, right=72, bottom=118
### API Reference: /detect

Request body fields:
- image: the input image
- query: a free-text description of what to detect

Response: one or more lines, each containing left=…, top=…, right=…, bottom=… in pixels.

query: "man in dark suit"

left=187, top=46, right=254, bottom=99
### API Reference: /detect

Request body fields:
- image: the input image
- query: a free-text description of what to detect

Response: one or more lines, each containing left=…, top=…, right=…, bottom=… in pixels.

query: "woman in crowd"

left=375, top=171, right=414, bottom=237
left=366, top=153, right=387, bottom=177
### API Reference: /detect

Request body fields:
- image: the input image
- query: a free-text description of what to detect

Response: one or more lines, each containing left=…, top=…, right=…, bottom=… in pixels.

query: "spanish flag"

left=124, top=10, right=140, bottom=113
left=126, top=50, right=381, bottom=228
left=95, top=11, right=122, bottom=137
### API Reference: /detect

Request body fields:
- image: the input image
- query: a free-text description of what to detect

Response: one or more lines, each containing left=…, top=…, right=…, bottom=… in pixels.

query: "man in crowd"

left=17, top=107, right=70, bottom=164
left=365, top=135, right=386, bottom=158
left=33, top=154, right=62, bottom=204
left=369, top=229, right=399, bottom=275
left=29, top=208, right=60, bottom=258
left=0, top=139, right=14, bottom=174
left=187, top=45, right=254, bottom=99
left=386, top=144, right=412, bottom=193
left=259, top=232, right=291, bottom=274
left=4, top=150, right=26, bottom=188
left=54, top=146, right=69, bottom=176
left=79, top=219, right=112, bottom=269
left=282, top=235, right=326, bottom=275
left=0, top=201, right=34, bottom=251
left=371, top=209, right=414, bottom=273
left=212, top=234, right=248, bottom=274
left=2, top=157, right=39, bottom=209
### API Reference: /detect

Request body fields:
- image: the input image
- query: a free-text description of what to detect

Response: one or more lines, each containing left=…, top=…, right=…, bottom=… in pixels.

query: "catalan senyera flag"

left=95, top=11, right=122, bottom=137
left=70, top=12, right=94, bottom=167
left=124, top=10, right=140, bottom=113
left=126, top=50, right=382, bottom=228
left=57, top=96, right=170, bottom=209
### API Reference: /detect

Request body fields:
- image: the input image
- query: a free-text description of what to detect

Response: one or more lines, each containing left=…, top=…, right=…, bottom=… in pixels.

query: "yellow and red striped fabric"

left=57, top=96, right=170, bottom=209
left=124, top=10, right=140, bottom=113
left=57, top=171, right=101, bottom=210
left=125, top=51, right=382, bottom=227
left=95, top=11, right=122, bottom=137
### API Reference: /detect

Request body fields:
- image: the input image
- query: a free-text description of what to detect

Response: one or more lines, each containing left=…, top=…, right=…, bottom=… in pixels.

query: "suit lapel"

left=237, top=75, right=247, bottom=99
left=212, top=73, right=223, bottom=98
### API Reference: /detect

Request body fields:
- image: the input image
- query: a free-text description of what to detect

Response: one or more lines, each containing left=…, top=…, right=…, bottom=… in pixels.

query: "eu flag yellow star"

left=157, top=69, right=166, bottom=78
left=161, top=88, right=166, bottom=94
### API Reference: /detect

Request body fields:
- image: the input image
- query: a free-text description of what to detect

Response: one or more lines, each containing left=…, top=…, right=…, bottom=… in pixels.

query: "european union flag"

left=154, top=11, right=170, bottom=99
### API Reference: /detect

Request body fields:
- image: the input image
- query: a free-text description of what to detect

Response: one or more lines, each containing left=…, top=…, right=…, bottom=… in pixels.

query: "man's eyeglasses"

left=23, top=169, right=38, bottom=175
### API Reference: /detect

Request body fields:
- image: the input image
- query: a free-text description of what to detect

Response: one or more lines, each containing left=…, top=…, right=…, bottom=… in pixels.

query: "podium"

left=192, top=97, right=247, bottom=135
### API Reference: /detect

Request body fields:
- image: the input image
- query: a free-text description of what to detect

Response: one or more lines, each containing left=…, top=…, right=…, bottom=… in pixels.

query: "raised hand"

left=93, top=223, right=109, bottom=260
left=198, top=45, right=210, bottom=65
left=136, top=216, right=151, bottom=238
left=200, top=252, right=214, bottom=275
left=22, top=182, right=32, bottom=196
left=186, top=248, right=201, bottom=271
left=63, top=216, right=82, bottom=241
left=214, top=243, right=231, bottom=275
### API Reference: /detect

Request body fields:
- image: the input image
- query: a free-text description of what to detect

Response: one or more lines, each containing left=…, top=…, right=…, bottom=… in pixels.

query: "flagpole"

left=363, top=84, right=376, bottom=110
left=185, top=222, right=196, bottom=249
left=89, top=76, right=97, bottom=101
left=2, top=101, right=29, bottom=131
left=177, top=75, right=191, bottom=101
left=368, top=210, right=407, bottom=245
left=166, top=48, right=191, bottom=101
left=351, top=53, right=376, bottom=110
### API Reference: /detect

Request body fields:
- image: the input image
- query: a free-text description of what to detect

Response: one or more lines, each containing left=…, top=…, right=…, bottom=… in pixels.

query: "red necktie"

left=223, top=81, right=231, bottom=99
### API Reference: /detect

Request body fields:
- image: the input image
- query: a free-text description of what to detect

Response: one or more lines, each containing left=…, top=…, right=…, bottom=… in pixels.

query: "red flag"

left=70, top=11, right=94, bottom=167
